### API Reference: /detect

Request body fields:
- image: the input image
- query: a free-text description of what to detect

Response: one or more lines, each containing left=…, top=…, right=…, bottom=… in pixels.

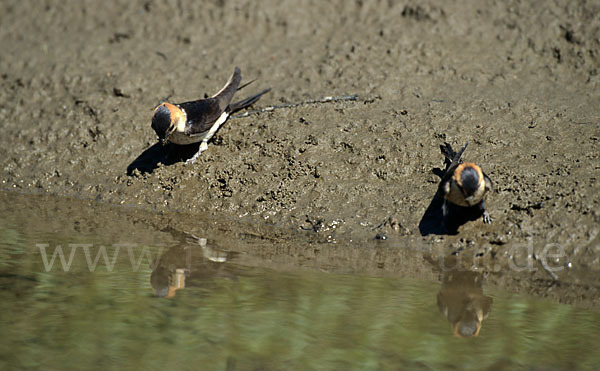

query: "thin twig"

left=231, top=94, right=359, bottom=119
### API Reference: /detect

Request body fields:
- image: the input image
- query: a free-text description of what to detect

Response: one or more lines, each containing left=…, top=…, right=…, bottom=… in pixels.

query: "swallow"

left=151, top=67, right=270, bottom=164
left=437, top=266, right=493, bottom=338
left=150, top=233, right=233, bottom=298
left=438, top=142, right=493, bottom=225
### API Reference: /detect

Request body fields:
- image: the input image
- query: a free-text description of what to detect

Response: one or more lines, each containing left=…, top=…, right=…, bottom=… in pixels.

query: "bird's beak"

left=161, top=126, right=175, bottom=145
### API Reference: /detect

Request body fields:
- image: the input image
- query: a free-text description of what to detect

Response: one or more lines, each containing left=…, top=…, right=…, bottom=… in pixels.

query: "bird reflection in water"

left=150, top=233, right=235, bottom=298
left=436, top=257, right=493, bottom=337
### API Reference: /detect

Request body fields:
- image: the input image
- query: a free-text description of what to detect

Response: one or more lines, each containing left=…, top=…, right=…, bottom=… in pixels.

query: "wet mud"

left=0, top=1, right=599, bottom=308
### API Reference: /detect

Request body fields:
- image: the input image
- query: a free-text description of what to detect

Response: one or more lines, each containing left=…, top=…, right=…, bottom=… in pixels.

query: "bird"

left=150, top=232, right=233, bottom=298
left=437, top=264, right=493, bottom=338
left=151, top=67, right=270, bottom=164
left=438, top=142, right=493, bottom=227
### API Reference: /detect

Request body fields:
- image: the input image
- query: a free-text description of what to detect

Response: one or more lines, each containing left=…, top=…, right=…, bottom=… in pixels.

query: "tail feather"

left=212, top=67, right=242, bottom=112
left=440, top=142, right=456, bottom=163
left=441, top=141, right=469, bottom=175
left=228, top=88, right=271, bottom=113
left=237, top=78, right=256, bottom=91
left=452, top=142, right=469, bottom=163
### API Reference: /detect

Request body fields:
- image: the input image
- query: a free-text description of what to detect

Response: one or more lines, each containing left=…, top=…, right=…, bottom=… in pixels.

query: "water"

left=1, top=194, right=599, bottom=370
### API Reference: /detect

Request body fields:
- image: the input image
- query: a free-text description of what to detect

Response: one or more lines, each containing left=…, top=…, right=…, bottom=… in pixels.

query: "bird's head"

left=151, top=103, right=186, bottom=145
left=454, top=162, right=483, bottom=204
left=453, top=314, right=483, bottom=337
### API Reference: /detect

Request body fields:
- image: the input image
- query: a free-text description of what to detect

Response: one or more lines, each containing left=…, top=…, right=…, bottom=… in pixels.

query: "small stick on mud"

left=231, top=94, right=359, bottom=119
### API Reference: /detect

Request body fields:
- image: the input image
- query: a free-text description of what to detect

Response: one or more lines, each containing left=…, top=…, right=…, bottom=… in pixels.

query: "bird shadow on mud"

left=418, top=167, right=484, bottom=236
left=126, top=142, right=200, bottom=175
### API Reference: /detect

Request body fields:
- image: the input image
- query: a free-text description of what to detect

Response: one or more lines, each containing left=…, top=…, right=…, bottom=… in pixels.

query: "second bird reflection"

left=436, top=257, right=493, bottom=338
left=150, top=234, right=237, bottom=298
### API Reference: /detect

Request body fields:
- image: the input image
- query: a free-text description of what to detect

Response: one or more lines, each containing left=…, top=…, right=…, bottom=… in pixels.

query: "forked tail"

left=441, top=141, right=469, bottom=175
left=228, top=88, right=271, bottom=113
left=212, top=67, right=242, bottom=112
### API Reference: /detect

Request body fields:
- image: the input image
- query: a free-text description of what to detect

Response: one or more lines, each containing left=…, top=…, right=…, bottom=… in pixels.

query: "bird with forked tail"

left=438, top=142, right=493, bottom=228
left=151, top=67, right=270, bottom=164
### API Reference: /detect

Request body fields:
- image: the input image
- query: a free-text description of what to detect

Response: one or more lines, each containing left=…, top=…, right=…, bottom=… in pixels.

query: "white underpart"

left=169, top=107, right=199, bottom=145
left=200, top=111, right=229, bottom=152
left=176, top=107, right=188, bottom=132
left=185, top=111, right=229, bottom=165
left=197, top=237, right=228, bottom=262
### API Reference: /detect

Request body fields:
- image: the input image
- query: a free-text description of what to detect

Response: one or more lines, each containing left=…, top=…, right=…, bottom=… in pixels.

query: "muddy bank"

left=0, top=1, right=599, bottom=304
